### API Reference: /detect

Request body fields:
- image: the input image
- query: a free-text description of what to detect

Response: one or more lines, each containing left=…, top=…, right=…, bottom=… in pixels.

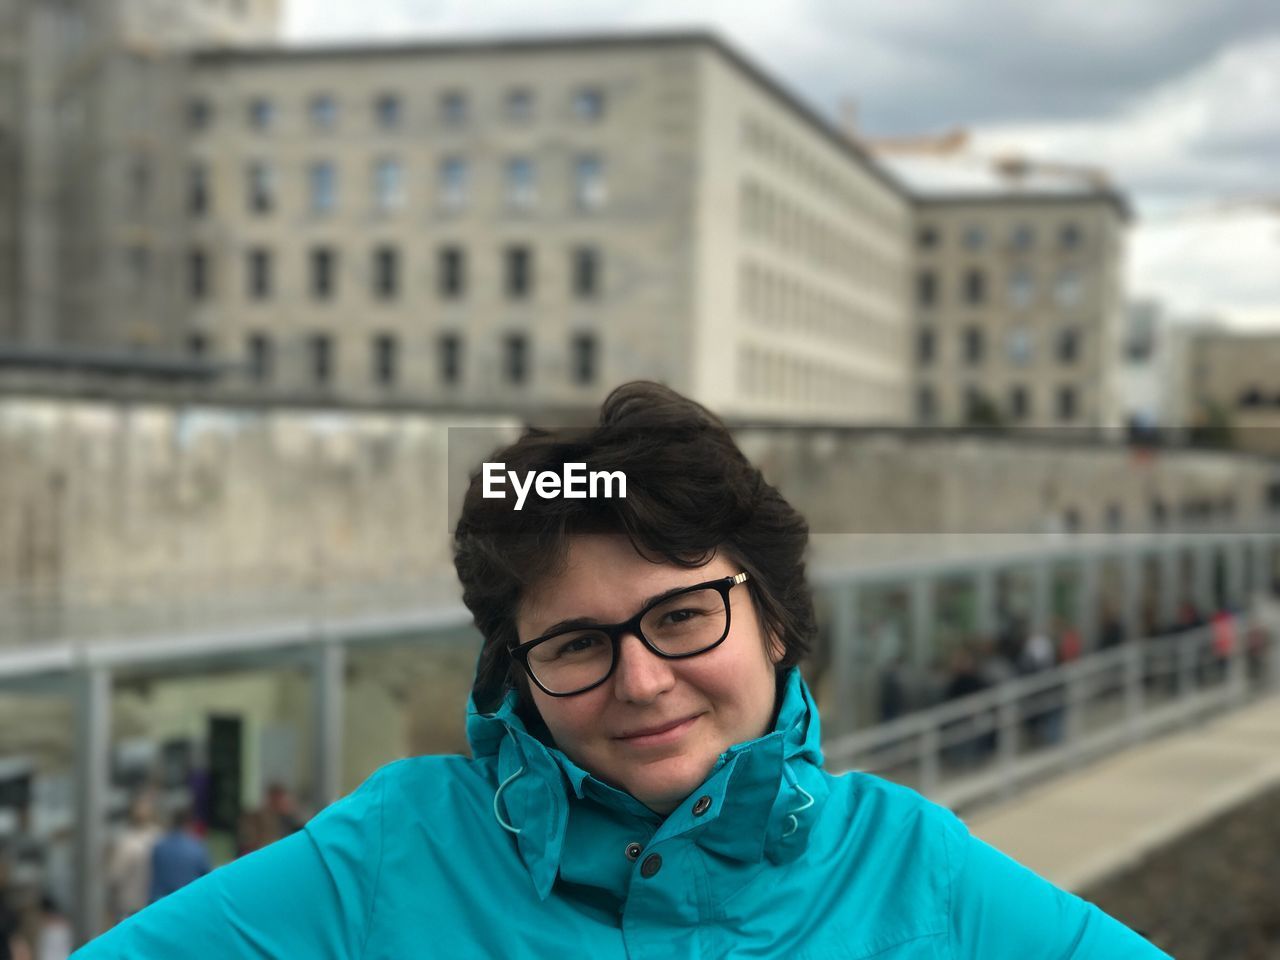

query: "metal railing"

left=824, top=603, right=1280, bottom=813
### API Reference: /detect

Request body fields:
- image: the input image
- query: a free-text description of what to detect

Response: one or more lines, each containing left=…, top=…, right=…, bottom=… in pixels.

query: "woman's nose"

left=612, top=631, right=676, bottom=703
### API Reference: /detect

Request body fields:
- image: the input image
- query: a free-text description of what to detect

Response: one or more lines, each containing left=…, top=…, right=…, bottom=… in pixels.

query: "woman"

left=74, top=382, right=1168, bottom=958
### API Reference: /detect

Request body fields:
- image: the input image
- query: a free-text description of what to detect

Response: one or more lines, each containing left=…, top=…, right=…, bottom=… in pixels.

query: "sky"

left=283, top=1, right=1280, bottom=329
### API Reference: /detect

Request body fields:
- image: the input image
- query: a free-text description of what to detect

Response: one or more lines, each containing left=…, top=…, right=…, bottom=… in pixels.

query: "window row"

left=740, top=179, right=899, bottom=291
left=186, top=245, right=602, bottom=302
left=739, top=261, right=897, bottom=357
left=739, top=345, right=899, bottom=415
left=916, top=383, right=1081, bottom=423
left=188, top=154, right=606, bottom=217
left=917, top=267, right=1084, bottom=309
left=917, top=221, right=1085, bottom=253
left=189, top=85, right=606, bottom=133
left=188, top=330, right=600, bottom=388
left=740, top=114, right=900, bottom=235
left=916, top=325, right=1082, bottom=367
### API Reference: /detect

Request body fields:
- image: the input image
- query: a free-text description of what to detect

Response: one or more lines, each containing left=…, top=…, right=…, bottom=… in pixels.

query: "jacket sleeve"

left=72, top=767, right=387, bottom=960
left=945, top=818, right=1172, bottom=959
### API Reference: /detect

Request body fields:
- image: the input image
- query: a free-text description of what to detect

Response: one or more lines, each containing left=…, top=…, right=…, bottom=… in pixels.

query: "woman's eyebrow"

left=536, top=579, right=717, bottom=636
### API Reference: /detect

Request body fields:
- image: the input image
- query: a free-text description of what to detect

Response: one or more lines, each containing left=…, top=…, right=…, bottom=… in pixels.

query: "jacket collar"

left=466, top=668, right=831, bottom=901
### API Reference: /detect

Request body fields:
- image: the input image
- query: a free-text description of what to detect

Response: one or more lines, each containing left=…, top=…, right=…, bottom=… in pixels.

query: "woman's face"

left=517, top=534, right=783, bottom=814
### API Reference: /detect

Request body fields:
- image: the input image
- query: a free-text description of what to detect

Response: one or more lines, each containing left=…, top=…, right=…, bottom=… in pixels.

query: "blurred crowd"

left=0, top=783, right=303, bottom=958
left=876, top=584, right=1276, bottom=769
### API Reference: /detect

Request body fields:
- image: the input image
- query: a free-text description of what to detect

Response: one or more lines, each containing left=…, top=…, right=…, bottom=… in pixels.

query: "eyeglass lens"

left=526, top=587, right=728, bottom=694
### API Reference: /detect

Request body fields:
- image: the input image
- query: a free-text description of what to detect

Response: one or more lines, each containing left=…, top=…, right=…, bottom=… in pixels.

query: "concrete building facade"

left=867, top=138, right=1130, bottom=429
left=176, top=35, right=911, bottom=421
left=3, top=4, right=914, bottom=423
left=1186, top=328, right=1280, bottom=455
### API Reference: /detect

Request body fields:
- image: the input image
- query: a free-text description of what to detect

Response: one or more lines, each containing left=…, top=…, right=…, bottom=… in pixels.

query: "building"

left=2, top=2, right=914, bottom=423
left=864, top=131, right=1130, bottom=429
left=1116, top=298, right=1194, bottom=435
left=1185, top=327, right=1280, bottom=455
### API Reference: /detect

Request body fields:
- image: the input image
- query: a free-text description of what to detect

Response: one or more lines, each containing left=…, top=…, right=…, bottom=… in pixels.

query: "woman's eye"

left=662, top=608, right=698, bottom=625
left=556, top=633, right=603, bottom=656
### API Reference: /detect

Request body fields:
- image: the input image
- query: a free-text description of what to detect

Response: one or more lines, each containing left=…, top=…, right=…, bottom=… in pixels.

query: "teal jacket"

left=75, top=668, right=1169, bottom=958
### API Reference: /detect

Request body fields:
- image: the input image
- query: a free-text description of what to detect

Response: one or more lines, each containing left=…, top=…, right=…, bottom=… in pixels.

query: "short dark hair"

left=454, top=381, right=816, bottom=715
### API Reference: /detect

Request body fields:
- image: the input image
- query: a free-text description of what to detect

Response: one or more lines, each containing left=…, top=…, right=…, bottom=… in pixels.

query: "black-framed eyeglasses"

left=509, top=572, right=750, bottom=697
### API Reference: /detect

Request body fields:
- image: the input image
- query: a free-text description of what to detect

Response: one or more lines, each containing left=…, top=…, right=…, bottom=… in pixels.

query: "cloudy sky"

left=284, top=1, right=1280, bottom=326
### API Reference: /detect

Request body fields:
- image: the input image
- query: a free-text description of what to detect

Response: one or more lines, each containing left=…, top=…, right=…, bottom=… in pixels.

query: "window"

left=247, top=248, right=271, bottom=300
left=441, top=90, right=468, bottom=125
left=917, top=225, right=939, bottom=249
left=963, top=326, right=984, bottom=365
left=247, top=161, right=274, bottom=214
left=1009, top=384, right=1030, bottom=420
left=187, top=97, right=212, bottom=131
left=310, top=94, right=337, bottom=131
left=439, top=246, right=465, bottom=298
left=439, top=156, right=468, bottom=210
left=573, top=154, right=605, bottom=210
left=1057, top=328, right=1080, bottom=364
left=572, top=246, right=599, bottom=298
left=310, top=247, right=336, bottom=300
left=916, top=385, right=936, bottom=423
left=1007, top=267, right=1033, bottom=309
left=505, top=156, right=536, bottom=209
left=505, top=245, right=532, bottom=299
left=1054, top=267, right=1082, bottom=307
left=188, top=249, right=209, bottom=300
left=246, top=333, right=272, bottom=383
left=188, top=163, right=209, bottom=217
left=374, top=93, right=401, bottom=130
left=309, top=333, right=333, bottom=385
left=1105, top=503, right=1123, bottom=531
left=373, top=157, right=404, bottom=211
left=372, top=333, right=397, bottom=386
left=916, top=327, right=935, bottom=365
left=1006, top=327, right=1033, bottom=366
left=917, top=270, right=937, bottom=307
left=439, top=333, right=462, bottom=385
left=1057, top=385, right=1077, bottom=421
left=1060, top=223, right=1082, bottom=250
left=129, top=158, right=150, bottom=213
left=505, top=87, right=533, bottom=122
left=572, top=87, right=604, bottom=121
left=1010, top=223, right=1034, bottom=251
left=571, top=333, right=596, bottom=385
left=962, top=224, right=986, bottom=251
left=373, top=246, right=399, bottom=300
left=126, top=245, right=149, bottom=293
left=963, top=268, right=985, bottom=305
left=505, top=333, right=528, bottom=384
left=248, top=96, right=274, bottom=132
left=308, top=161, right=336, bottom=214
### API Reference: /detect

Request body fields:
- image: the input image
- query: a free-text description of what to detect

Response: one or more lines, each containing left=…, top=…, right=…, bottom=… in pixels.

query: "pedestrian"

left=106, top=792, right=161, bottom=922
left=147, top=809, right=210, bottom=903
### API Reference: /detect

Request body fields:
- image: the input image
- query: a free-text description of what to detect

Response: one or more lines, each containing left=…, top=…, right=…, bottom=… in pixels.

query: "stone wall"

left=2, top=396, right=1277, bottom=644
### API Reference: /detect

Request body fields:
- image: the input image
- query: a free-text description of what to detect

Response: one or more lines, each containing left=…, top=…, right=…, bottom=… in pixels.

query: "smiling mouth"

left=615, top=714, right=701, bottom=745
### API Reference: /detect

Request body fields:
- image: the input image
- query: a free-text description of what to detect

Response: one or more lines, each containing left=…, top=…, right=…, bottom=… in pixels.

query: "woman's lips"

left=614, top=714, right=700, bottom=747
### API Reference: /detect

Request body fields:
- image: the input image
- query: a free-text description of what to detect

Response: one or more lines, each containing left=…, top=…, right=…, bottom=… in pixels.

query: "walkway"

left=966, top=692, right=1280, bottom=892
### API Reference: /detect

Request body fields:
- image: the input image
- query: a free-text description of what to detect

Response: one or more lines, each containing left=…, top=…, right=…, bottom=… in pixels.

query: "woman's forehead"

left=518, top=535, right=729, bottom=625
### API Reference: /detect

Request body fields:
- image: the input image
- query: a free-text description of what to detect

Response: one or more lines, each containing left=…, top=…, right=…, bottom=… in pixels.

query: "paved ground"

left=965, top=691, right=1280, bottom=893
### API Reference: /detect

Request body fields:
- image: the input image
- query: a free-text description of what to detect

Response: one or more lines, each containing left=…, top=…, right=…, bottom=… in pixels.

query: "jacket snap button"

left=624, top=842, right=642, bottom=862
left=640, top=853, right=663, bottom=878
left=692, top=795, right=712, bottom=816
